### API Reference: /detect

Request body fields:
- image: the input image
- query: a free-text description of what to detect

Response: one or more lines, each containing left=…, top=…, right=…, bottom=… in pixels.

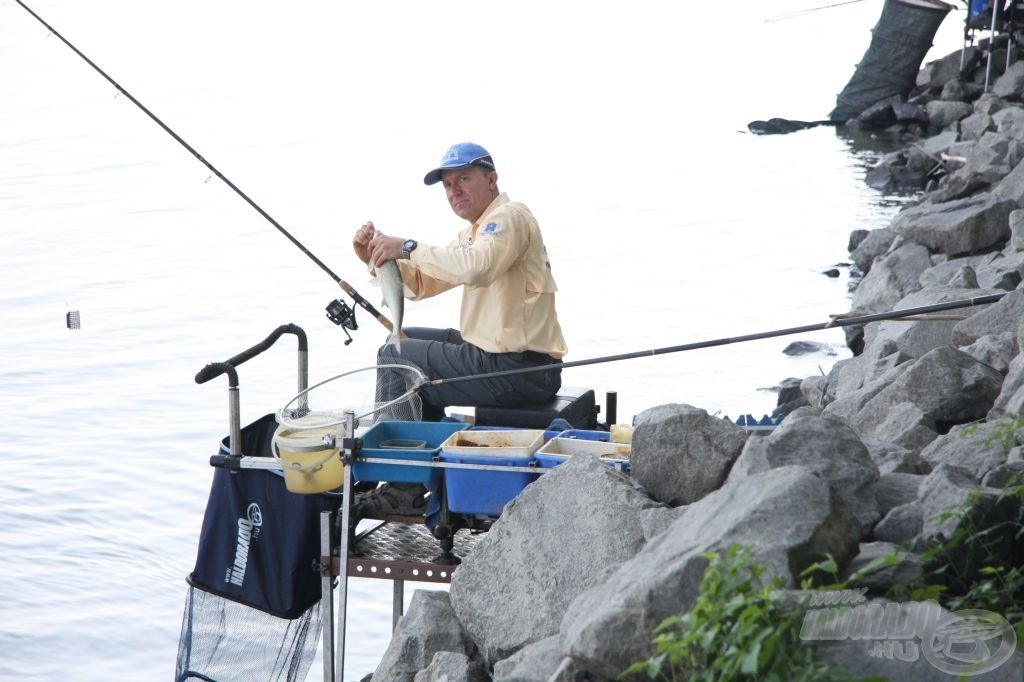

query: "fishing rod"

left=13, top=0, right=393, bottom=341
left=428, top=292, right=1007, bottom=388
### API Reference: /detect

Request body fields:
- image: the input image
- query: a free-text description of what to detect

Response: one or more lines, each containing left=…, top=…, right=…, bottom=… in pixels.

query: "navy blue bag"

left=186, top=413, right=336, bottom=619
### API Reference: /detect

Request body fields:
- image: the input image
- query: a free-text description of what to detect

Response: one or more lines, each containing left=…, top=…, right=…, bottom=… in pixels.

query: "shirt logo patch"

left=483, top=222, right=499, bottom=234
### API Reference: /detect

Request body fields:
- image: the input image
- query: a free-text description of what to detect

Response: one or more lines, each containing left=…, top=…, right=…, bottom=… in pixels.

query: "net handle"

left=275, top=363, right=427, bottom=429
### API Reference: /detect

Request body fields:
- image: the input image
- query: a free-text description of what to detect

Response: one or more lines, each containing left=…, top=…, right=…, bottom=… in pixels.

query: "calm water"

left=0, top=2, right=966, bottom=680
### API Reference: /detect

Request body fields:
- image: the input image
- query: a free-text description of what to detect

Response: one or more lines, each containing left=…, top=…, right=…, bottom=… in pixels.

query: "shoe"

left=355, top=483, right=428, bottom=517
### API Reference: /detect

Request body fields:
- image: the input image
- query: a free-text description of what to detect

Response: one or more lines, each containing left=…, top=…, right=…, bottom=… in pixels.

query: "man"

left=351, top=142, right=567, bottom=516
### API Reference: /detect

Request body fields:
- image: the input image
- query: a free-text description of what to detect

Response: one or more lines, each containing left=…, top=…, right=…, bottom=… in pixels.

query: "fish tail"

left=387, top=330, right=402, bottom=352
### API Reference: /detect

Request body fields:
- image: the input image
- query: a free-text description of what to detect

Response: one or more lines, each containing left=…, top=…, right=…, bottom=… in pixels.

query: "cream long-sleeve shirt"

left=397, top=193, right=567, bottom=358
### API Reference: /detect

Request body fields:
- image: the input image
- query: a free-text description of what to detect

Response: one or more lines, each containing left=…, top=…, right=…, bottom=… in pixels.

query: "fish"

left=377, top=259, right=405, bottom=351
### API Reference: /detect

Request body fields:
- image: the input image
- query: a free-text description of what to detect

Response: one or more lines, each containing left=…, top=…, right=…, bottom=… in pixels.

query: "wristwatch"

left=401, top=239, right=418, bottom=260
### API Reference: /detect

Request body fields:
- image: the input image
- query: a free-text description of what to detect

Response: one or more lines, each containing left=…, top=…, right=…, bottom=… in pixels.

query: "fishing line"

left=764, top=0, right=866, bottom=23
left=14, top=0, right=394, bottom=334
left=428, top=293, right=1007, bottom=388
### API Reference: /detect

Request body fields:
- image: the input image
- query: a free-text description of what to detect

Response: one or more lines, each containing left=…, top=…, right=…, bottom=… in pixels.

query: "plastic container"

left=353, top=420, right=469, bottom=485
left=469, top=424, right=564, bottom=442
left=439, top=429, right=544, bottom=516
left=535, top=436, right=631, bottom=473
left=272, top=424, right=345, bottom=494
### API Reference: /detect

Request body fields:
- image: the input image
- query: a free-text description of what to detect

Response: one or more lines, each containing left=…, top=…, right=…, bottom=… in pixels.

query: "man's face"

left=441, top=165, right=497, bottom=222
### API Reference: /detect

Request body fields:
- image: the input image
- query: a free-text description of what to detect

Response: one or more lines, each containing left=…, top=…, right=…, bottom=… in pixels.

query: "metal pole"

left=392, top=581, right=405, bottom=631
left=986, top=1, right=1001, bottom=90
left=335, top=410, right=356, bottom=682
left=320, top=511, right=335, bottom=682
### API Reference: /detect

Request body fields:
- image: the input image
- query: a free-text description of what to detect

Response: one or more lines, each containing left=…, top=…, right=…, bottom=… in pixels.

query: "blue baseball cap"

left=423, top=142, right=495, bottom=185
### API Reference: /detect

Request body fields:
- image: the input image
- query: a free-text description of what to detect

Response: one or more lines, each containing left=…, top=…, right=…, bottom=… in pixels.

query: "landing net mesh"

left=276, top=361, right=426, bottom=430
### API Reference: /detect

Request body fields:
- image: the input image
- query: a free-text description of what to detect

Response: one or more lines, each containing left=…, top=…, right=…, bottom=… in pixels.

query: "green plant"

left=620, top=544, right=860, bottom=682
left=903, top=465, right=1024, bottom=649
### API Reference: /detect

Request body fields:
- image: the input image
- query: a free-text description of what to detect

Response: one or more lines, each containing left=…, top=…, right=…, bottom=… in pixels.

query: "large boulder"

left=448, top=455, right=659, bottom=664
left=560, top=466, right=860, bottom=679
left=850, top=241, right=931, bottom=314
left=861, top=286, right=1002, bottom=361
left=413, top=652, right=489, bottom=682
left=891, top=192, right=1016, bottom=255
left=373, top=590, right=478, bottom=682
left=951, top=287, right=1023, bottom=346
left=629, top=403, right=747, bottom=506
left=491, top=635, right=598, bottom=682
left=727, top=407, right=880, bottom=534
left=915, top=464, right=1021, bottom=590
left=990, top=350, right=1024, bottom=417
left=849, top=346, right=1005, bottom=449
left=850, top=227, right=897, bottom=273
left=919, top=422, right=1013, bottom=481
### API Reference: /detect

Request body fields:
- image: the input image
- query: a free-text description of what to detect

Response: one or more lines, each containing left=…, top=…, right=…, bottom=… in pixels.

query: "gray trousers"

left=376, top=327, right=561, bottom=421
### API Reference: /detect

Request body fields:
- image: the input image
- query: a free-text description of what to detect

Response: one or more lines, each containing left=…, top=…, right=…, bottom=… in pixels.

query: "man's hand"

left=368, top=234, right=404, bottom=267
left=353, top=221, right=377, bottom=264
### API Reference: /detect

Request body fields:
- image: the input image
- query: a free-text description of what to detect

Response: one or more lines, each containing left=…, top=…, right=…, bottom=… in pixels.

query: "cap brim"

left=423, top=158, right=495, bottom=186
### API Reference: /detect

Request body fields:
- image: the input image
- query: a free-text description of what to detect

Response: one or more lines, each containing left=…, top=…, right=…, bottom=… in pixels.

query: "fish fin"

left=387, top=331, right=402, bottom=352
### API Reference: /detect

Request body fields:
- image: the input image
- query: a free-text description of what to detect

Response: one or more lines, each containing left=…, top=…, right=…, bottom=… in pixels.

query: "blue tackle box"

left=353, top=420, right=469, bottom=486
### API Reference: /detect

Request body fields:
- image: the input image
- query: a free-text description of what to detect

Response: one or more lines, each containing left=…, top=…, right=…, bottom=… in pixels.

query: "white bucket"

left=271, top=423, right=345, bottom=494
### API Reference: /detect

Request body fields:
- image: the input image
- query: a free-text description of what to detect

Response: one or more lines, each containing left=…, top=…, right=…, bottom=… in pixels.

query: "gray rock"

left=920, top=422, right=1014, bottom=481
left=839, top=542, right=922, bottom=595
left=1010, top=208, right=1024, bottom=251
left=448, top=455, right=658, bottom=664
left=914, top=130, right=960, bottom=158
left=560, top=466, right=859, bottom=680
left=992, top=155, right=1024, bottom=206
left=959, top=332, right=1016, bottom=374
left=993, top=103, right=1024, bottom=137
left=989, top=351, right=1024, bottom=418
left=913, top=465, right=1023, bottom=594
left=918, top=254, right=987, bottom=288
left=873, top=472, right=925, bottom=515
left=491, top=636, right=593, bottom=682
left=984, top=461, right=1024, bottom=488
left=976, top=250, right=1024, bottom=289
left=892, top=192, right=1016, bottom=256
left=924, top=100, right=973, bottom=130
left=851, top=242, right=931, bottom=314
left=374, top=590, right=477, bottom=682
left=920, top=49, right=980, bottom=93
left=414, top=651, right=489, bottom=682
left=850, top=227, right=896, bottom=273
left=638, top=505, right=687, bottom=542
left=862, top=438, right=931, bottom=475
left=630, top=403, right=747, bottom=506
left=727, top=408, right=880, bottom=534
left=992, top=59, right=1024, bottom=99
left=944, top=264, right=979, bottom=288
left=951, top=287, right=1024, bottom=347
left=872, top=502, right=923, bottom=544
left=964, top=131, right=1024, bottom=183
left=862, top=286, right=1004, bottom=360
left=853, top=401, right=938, bottom=452
left=958, top=110, right=994, bottom=141
left=851, top=347, right=1004, bottom=448
left=800, top=374, right=831, bottom=409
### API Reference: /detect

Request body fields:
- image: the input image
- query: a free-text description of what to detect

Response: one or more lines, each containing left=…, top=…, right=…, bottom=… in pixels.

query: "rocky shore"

left=362, top=44, right=1024, bottom=681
